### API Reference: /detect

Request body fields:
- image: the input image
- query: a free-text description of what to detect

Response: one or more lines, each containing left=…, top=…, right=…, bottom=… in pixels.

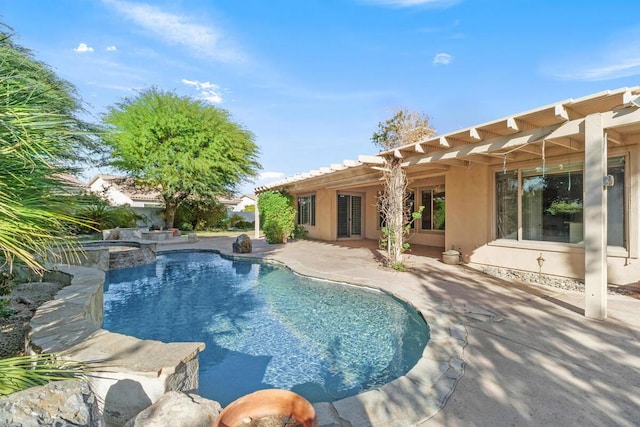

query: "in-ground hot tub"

left=73, top=240, right=157, bottom=270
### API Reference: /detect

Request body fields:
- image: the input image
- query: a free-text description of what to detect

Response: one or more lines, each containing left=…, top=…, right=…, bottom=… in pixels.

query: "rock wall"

left=79, top=240, right=157, bottom=270
left=0, top=380, right=101, bottom=427
left=103, top=228, right=145, bottom=240
left=27, top=265, right=205, bottom=426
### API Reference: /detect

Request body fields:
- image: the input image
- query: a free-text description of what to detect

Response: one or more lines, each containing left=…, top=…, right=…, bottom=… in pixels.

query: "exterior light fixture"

left=536, top=253, right=545, bottom=282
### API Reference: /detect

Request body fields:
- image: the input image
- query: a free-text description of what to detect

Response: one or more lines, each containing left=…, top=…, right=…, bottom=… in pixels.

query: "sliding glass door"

left=337, top=194, right=362, bottom=238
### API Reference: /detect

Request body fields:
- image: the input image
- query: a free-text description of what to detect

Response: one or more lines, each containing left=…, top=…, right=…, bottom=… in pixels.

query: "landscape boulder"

left=124, top=391, right=222, bottom=427
left=232, top=234, right=252, bottom=253
left=0, top=380, right=101, bottom=427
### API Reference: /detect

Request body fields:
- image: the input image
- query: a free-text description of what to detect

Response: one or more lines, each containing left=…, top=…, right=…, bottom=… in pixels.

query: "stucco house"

left=255, top=86, right=640, bottom=319
left=87, top=175, right=165, bottom=227
left=232, top=194, right=257, bottom=212
left=218, top=194, right=256, bottom=212
left=217, top=194, right=256, bottom=224
left=55, top=173, right=89, bottom=195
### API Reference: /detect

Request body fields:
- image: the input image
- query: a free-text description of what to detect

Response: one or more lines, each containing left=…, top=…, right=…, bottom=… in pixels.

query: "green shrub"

left=0, top=270, right=14, bottom=318
left=180, top=222, right=194, bottom=232
left=74, top=198, right=142, bottom=232
left=258, top=191, right=296, bottom=244
left=175, top=199, right=227, bottom=231
left=227, top=214, right=245, bottom=229
left=293, top=224, right=308, bottom=239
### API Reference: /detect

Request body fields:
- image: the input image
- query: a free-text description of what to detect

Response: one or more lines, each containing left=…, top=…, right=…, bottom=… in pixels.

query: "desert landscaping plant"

left=73, top=196, right=142, bottom=233
left=0, top=354, right=86, bottom=397
left=0, top=23, right=97, bottom=393
left=103, top=87, right=261, bottom=228
left=0, top=24, right=94, bottom=274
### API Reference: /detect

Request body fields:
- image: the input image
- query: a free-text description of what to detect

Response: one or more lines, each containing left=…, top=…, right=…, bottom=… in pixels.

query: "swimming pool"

left=103, top=251, right=430, bottom=406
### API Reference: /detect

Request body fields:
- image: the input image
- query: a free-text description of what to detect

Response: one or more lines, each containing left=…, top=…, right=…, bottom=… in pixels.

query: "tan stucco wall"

left=364, top=188, right=380, bottom=240
left=298, top=188, right=337, bottom=241
left=443, top=164, right=489, bottom=257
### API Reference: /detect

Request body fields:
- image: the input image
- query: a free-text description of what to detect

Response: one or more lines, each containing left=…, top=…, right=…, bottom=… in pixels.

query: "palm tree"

left=0, top=23, right=96, bottom=274
left=0, top=24, right=98, bottom=393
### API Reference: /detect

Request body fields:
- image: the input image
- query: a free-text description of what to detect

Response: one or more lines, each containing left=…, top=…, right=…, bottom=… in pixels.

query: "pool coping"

left=158, top=247, right=502, bottom=426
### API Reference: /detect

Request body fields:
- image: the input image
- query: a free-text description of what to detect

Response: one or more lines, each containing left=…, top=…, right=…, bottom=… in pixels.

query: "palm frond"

left=0, top=354, right=86, bottom=397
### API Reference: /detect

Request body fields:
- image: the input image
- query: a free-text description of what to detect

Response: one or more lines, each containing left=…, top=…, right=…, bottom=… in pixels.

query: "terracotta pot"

left=214, top=389, right=318, bottom=427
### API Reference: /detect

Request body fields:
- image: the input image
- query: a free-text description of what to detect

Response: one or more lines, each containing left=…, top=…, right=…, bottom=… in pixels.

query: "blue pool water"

left=103, top=251, right=430, bottom=406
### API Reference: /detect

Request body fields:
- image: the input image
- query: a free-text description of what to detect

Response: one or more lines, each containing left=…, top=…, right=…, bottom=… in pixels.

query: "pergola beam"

left=506, top=117, right=519, bottom=132
left=607, top=129, right=624, bottom=145
left=554, top=104, right=569, bottom=121
left=358, top=154, right=385, bottom=165
left=404, top=124, right=562, bottom=166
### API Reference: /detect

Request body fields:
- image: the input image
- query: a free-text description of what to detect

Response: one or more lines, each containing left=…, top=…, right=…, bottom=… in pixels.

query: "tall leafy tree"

left=372, top=109, right=436, bottom=268
left=103, top=88, right=261, bottom=228
left=0, top=24, right=94, bottom=273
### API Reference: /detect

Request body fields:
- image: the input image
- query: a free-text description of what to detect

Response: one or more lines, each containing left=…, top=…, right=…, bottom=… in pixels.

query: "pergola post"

left=254, top=196, right=261, bottom=239
left=584, top=113, right=607, bottom=320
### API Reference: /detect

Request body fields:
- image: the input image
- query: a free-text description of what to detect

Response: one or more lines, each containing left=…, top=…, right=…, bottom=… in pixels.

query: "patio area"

left=159, top=236, right=640, bottom=426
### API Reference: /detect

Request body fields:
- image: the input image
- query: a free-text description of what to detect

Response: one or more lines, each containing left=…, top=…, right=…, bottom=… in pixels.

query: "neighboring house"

left=256, top=86, right=640, bottom=319
left=219, top=194, right=256, bottom=223
left=54, top=173, right=89, bottom=195
left=87, top=175, right=165, bottom=227
left=232, top=194, right=257, bottom=212
left=218, top=196, right=242, bottom=211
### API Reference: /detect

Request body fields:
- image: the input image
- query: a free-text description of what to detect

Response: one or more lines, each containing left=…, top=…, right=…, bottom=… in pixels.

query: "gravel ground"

left=0, top=282, right=65, bottom=358
left=480, top=266, right=639, bottom=297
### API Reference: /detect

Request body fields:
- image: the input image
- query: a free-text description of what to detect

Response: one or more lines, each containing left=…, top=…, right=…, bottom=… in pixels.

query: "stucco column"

left=254, top=197, right=260, bottom=239
left=584, top=113, right=607, bottom=320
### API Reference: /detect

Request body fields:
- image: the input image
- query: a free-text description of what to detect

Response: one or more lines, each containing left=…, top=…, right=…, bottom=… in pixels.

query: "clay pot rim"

left=214, top=389, right=318, bottom=427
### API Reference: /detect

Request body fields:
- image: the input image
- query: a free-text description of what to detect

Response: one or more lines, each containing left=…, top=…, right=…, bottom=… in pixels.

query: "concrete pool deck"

left=158, top=236, right=640, bottom=426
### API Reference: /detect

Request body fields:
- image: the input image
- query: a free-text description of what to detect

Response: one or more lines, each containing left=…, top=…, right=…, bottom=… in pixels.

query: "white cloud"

left=554, top=59, right=640, bottom=81
left=102, top=0, right=245, bottom=64
left=546, top=48, right=640, bottom=81
left=363, top=0, right=459, bottom=7
left=433, top=52, right=452, bottom=65
left=544, top=28, right=640, bottom=81
left=259, top=171, right=285, bottom=180
left=74, top=43, right=94, bottom=53
left=182, top=79, right=224, bottom=104
left=106, top=45, right=117, bottom=51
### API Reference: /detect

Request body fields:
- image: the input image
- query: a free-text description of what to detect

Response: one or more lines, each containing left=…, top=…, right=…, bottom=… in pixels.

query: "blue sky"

left=3, top=0, right=640, bottom=193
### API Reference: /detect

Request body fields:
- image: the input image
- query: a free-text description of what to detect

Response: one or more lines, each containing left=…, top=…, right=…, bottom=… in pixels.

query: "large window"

left=377, top=191, right=417, bottom=229
left=406, top=191, right=416, bottom=229
left=496, top=172, right=518, bottom=239
left=297, top=194, right=315, bottom=226
left=495, top=157, right=625, bottom=246
left=421, top=187, right=445, bottom=231
left=608, top=157, right=626, bottom=247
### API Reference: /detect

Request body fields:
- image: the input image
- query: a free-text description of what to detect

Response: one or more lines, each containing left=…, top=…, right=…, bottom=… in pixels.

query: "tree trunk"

left=387, top=158, right=405, bottom=266
left=165, top=203, right=176, bottom=229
